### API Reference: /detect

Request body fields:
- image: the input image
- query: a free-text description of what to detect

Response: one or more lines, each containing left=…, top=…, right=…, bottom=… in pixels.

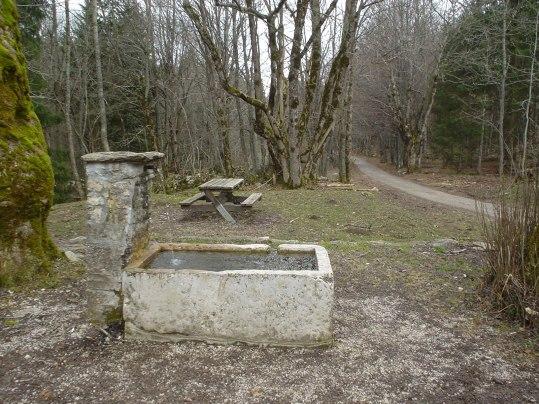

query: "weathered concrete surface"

left=122, top=243, right=333, bottom=346
left=83, top=151, right=163, bottom=325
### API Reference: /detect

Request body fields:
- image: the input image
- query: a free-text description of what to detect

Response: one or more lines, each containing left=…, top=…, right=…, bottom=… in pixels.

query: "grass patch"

left=152, top=187, right=481, bottom=244
left=3, top=257, right=85, bottom=292
left=433, top=246, right=447, bottom=254
left=43, top=186, right=484, bottom=312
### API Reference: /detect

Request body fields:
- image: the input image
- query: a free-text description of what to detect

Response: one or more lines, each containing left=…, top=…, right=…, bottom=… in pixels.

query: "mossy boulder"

left=0, top=0, right=58, bottom=286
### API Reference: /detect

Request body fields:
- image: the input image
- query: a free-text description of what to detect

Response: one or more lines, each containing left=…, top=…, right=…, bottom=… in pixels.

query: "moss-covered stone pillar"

left=82, top=151, right=164, bottom=325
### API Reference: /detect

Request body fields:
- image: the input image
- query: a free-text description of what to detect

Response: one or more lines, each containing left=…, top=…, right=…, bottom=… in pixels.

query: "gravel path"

left=1, top=249, right=537, bottom=403
left=352, top=157, right=495, bottom=216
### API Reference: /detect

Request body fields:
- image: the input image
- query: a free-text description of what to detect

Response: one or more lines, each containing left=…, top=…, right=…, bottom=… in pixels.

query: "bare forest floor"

left=367, top=156, right=502, bottom=202
left=1, top=170, right=537, bottom=402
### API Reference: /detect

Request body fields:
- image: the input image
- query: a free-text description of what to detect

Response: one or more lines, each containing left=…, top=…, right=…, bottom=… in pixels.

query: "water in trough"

left=147, top=250, right=317, bottom=272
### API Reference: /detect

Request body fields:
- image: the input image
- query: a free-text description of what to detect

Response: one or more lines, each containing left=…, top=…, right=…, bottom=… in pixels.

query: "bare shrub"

left=481, top=176, right=538, bottom=329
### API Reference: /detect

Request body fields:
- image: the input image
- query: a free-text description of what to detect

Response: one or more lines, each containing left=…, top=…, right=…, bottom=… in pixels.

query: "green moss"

left=0, top=0, right=58, bottom=287
left=1, top=255, right=84, bottom=291
left=0, top=0, right=18, bottom=25
left=104, top=305, right=124, bottom=325
left=3, top=318, right=18, bottom=327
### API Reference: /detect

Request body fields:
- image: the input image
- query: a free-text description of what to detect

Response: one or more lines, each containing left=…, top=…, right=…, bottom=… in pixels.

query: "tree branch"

left=214, top=0, right=286, bottom=20
left=183, top=1, right=268, bottom=112
left=215, top=0, right=269, bottom=20
left=298, top=0, right=338, bottom=59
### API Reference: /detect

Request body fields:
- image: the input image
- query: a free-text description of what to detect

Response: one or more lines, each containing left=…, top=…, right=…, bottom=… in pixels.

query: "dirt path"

left=352, top=157, right=494, bottom=216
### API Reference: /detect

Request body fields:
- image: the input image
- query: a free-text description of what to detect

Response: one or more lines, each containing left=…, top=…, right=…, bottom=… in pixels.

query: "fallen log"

left=319, top=183, right=379, bottom=192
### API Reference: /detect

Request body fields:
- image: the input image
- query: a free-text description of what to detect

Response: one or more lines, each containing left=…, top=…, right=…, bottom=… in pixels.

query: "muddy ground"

left=1, top=174, right=537, bottom=403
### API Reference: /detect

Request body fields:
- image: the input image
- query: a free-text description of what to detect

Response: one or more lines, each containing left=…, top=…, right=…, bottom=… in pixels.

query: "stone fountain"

left=83, top=151, right=334, bottom=346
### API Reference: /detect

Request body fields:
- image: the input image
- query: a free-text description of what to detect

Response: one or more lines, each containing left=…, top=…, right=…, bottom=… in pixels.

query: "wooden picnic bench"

left=180, top=178, right=262, bottom=224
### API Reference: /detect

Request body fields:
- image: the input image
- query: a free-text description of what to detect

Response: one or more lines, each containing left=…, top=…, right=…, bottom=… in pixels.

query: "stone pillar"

left=82, top=151, right=164, bottom=325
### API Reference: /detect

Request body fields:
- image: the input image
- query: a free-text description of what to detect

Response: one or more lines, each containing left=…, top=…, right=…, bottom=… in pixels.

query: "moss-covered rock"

left=0, top=0, right=58, bottom=286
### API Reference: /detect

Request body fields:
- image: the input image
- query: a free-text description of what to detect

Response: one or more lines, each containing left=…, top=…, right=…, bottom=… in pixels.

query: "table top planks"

left=199, top=178, right=244, bottom=191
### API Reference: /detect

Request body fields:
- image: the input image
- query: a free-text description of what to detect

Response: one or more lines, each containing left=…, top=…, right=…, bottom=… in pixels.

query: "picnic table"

left=180, top=178, right=262, bottom=224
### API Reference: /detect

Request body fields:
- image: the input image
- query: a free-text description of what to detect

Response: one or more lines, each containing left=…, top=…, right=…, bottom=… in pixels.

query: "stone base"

left=122, top=243, right=334, bottom=347
left=86, top=289, right=122, bottom=324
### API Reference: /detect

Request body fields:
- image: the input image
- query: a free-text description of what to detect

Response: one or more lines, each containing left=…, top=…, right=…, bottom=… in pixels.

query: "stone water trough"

left=83, top=151, right=334, bottom=347
left=123, top=243, right=333, bottom=346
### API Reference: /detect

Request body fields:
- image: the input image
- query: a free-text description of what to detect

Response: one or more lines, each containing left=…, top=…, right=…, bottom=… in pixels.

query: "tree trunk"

left=344, top=119, right=352, bottom=182
left=91, top=0, right=110, bottom=151
left=522, top=9, right=538, bottom=175
left=50, top=0, right=60, bottom=91
left=244, top=0, right=268, bottom=168
left=395, top=138, right=403, bottom=170
left=339, top=65, right=354, bottom=183
left=0, top=0, right=59, bottom=286
left=184, top=0, right=362, bottom=188
left=401, top=130, right=420, bottom=172
left=142, top=0, right=158, bottom=152
left=402, top=136, right=410, bottom=171
left=239, top=19, right=262, bottom=170
left=217, top=94, right=233, bottom=177
left=478, top=115, right=484, bottom=174
left=64, top=0, right=84, bottom=199
left=498, top=0, right=508, bottom=177
left=338, top=131, right=347, bottom=182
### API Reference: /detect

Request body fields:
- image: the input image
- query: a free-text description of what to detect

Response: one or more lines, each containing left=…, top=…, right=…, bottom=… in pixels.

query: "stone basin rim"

left=82, top=151, right=164, bottom=164
left=126, top=242, right=332, bottom=277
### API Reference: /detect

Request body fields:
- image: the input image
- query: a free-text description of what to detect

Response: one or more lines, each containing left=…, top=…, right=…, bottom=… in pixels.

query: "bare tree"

left=338, top=65, right=354, bottom=182
left=366, top=0, right=448, bottom=170
left=184, top=0, right=378, bottom=187
left=64, top=0, right=84, bottom=198
left=90, top=0, right=110, bottom=151
left=497, top=0, right=508, bottom=176
left=521, top=8, right=539, bottom=175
